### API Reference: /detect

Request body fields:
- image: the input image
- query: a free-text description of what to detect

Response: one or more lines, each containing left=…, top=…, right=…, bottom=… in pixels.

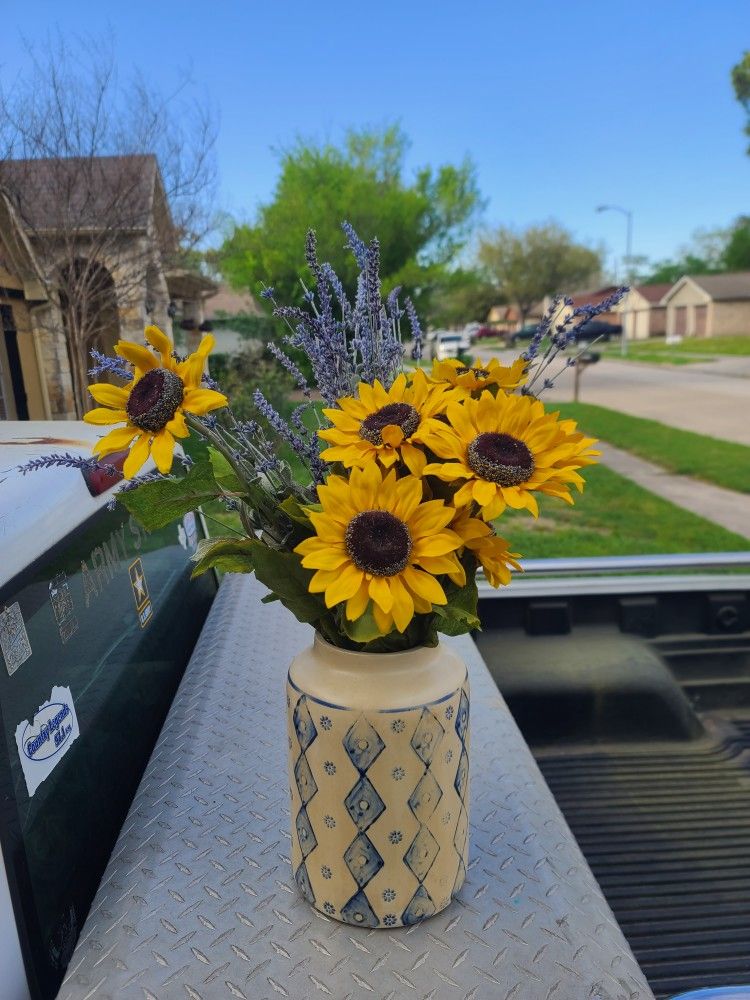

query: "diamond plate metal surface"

left=58, top=574, right=654, bottom=1000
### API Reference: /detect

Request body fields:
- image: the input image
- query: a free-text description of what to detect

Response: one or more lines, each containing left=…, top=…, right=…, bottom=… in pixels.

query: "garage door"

left=694, top=304, right=707, bottom=337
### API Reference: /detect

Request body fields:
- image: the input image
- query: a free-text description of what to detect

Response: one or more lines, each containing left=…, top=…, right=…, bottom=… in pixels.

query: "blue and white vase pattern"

left=287, top=674, right=470, bottom=928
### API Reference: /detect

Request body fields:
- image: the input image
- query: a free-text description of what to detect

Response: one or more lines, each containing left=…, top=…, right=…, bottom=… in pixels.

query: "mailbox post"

left=573, top=346, right=600, bottom=401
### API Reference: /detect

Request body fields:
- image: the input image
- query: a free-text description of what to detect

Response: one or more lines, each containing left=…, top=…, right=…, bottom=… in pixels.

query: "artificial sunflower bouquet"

left=75, top=224, right=624, bottom=652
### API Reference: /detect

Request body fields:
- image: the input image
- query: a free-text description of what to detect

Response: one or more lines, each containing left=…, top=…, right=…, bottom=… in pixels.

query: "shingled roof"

left=687, top=272, right=750, bottom=301
left=0, top=154, right=160, bottom=232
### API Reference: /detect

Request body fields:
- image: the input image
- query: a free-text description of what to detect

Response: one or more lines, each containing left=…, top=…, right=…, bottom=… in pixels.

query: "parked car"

left=508, top=323, right=540, bottom=346
left=430, top=331, right=471, bottom=360
left=571, top=319, right=622, bottom=342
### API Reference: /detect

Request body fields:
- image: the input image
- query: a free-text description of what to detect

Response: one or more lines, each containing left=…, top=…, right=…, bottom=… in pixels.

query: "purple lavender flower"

left=17, top=453, right=117, bottom=476
left=88, top=349, right=132, bottom=382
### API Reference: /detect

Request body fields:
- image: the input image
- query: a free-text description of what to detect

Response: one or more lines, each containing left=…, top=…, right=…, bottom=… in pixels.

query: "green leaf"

left=279, top=495, right=312, bottom=527
left=339, top=606, right=383, bottom=645
left=118, top=459, right=222, bottom=531
left=249, top=541, right=325, bottom=625
left=435, top=579, right=480, bottom=637
left=191, top=537, right=255, bottom=578
left=208, top=447, right=245, bottom=494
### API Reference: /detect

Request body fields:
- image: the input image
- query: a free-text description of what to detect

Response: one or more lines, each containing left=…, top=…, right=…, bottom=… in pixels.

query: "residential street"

left=486, top=350, right=750, bottom=445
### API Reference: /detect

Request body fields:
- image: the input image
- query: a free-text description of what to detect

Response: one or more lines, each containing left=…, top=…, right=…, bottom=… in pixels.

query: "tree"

left=218, top=125, right=483, bottom=316
left=722, top=216, right=750, bottom=270
left=428, top=268, right=499, bottom=328
left=731, top=51, right=750, bottom=152
left=0, top=33, right=217, bottom=414
left=477, top=223, right=603, bottom=325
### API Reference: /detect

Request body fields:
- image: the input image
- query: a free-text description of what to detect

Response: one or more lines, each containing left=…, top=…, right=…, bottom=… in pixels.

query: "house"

left=662, top=272, right=750, bottom=338
left=617, top=284, right=670, bottom=340
left=0, top=154, right=216, bottom=421
left=563, top=286, right=621, bottom=325
left=203, top=284, right=263, bottom=356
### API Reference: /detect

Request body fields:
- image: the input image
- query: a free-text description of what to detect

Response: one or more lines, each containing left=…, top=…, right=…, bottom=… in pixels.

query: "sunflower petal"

left=122, top=433, right=151, bottom=479
left=324, top=563, right=364, bottom=607
left=93, top=425, right=138, bottom=457
left=368, top=575, right=394, bottom=614
left=144, top=325, right=176, bottom=368
left=402, top=566, right=447, bottom=606
left=151, top=429, right=176, bottom=475
left=166, top=410, right=190, bottom=439
left=84, top=407, right=128, bottom=426
left=115, top=341, right=157, bottom=372
left=182, top=387, right=228, bottom=416
left=88, top=383, right=129, bottom=408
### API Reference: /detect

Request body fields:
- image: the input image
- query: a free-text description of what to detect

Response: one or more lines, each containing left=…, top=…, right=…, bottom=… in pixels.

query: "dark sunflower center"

left=455, top=366, right=490, bottom=378
left=126, top=368, right=184, bottom=432
left=345, top=510, right=412, bottom=577
left=359, top=403, right=419, bottom=445
left=467, top=432, right=535, bottom=486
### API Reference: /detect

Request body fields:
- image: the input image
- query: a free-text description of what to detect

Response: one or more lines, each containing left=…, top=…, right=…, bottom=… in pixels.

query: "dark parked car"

left=571, top=319, right=622, bottom=342
left=508, top=323, right=540, bottom=346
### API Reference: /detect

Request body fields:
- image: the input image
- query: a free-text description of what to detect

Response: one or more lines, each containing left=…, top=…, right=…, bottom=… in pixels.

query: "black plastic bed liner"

left=475, top=589, right=750, bottom=1000
left=536, top=720, right=750, bottom=999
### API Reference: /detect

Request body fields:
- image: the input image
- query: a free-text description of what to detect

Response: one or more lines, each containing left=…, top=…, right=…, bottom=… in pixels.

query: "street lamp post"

left=596, top=204, right=633, bottom=357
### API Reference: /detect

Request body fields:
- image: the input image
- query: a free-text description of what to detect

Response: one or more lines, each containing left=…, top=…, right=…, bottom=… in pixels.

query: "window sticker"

left=15, top=686, right=81, bottom=797
left=0, top=602, right=32, bottom=676
left=128, top=558, right=153, bottom=628
left=49, top=572, right=79, bottom=644
left=179, top=511, right=198, bottom=552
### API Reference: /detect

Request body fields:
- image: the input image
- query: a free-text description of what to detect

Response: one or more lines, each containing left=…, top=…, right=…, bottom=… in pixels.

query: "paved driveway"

left=485, top=350, right=750, bottom=445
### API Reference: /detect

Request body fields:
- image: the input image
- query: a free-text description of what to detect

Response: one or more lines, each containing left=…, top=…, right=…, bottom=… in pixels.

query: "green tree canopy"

left=477, top=223, right=603, bottom=323
left=218, top=125, right=483, bottom=315
left=731, top=50, right=750, bottom=152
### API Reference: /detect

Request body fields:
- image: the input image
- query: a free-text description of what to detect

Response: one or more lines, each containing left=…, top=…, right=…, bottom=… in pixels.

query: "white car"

left=431, top=331, right=471, bottom=361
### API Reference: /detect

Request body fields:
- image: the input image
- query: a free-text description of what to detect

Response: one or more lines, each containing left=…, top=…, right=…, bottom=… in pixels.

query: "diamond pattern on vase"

left=294, top=751, right=318, bottom=805
left=410, top=707, right=445, bottom=766
left=344, top=775, right=385, bottom=832
left=287, top=672, right=469, bottom=928
left=455, top=689, right=470, bottom=745
left=401, top=884, right=436, bottom=925
left=293, top=696, right=317, bottom=751
left=340, top=888, right=380, bottom=928
left=454, top=747, right=469, bottom=801
left=404, top=824, right=440, bottom=882
left=295, top=806, right=317, bottom=859
left=408, top=769, right=443, bottom=824
left=344, top=832, right=384, bottom=888
left=343, top=715, right=385, bottom=772
left=295, top=861, right=314, bottom=903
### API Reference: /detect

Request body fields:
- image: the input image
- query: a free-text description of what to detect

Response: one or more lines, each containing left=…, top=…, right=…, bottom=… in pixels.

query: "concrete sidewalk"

left=599, top=442, right=750, bottom=540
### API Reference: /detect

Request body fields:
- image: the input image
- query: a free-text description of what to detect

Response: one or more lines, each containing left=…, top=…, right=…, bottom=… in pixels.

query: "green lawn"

left=496, top=463, right=747, bottom=559
left=554, top=403, right=750, bottom=495
left=601, top=334, right=750, bottom=364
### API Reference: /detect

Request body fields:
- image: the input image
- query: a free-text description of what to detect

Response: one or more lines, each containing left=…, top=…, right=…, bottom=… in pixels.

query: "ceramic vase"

left=287, top=634, right=470, bottom=928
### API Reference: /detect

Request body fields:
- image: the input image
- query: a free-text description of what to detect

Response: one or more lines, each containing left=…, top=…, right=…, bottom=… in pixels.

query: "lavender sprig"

left=524, top=286, right=629, bottom=395
left=267, top=342, right=311, bottom=397
left=17, top=453, right=117, bottom=476
left=88, top=349, right=132, bottom=381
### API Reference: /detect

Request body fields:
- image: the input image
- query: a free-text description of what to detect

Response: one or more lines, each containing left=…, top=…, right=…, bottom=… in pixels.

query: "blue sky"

left=3, top=0, right=749, bottom=272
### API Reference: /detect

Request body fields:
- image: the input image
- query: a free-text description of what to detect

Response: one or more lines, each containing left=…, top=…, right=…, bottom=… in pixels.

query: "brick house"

left=662, top=272, right=750, bottom=338
left=617, top=284, right=671, bottom=340
left=0, top=154, right=215, bottom=421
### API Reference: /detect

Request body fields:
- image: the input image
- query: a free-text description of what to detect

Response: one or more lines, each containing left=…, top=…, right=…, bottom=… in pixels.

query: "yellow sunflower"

left=84, top=325, right=227, bottom=478
left=294, top=463, right=464, bottom=635
left=318, top=367, right=455, bottom=475
left=423, top=390, right=599, bottom=520
left=450, top=508, right=522, bottom=587
left=430, top=356, right=527, bottom=398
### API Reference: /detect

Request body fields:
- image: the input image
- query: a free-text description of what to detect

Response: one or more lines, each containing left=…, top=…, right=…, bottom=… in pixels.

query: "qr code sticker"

left=49, top=572, right=78, bottom=644
left=0, top=603, right=32, bottom=676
